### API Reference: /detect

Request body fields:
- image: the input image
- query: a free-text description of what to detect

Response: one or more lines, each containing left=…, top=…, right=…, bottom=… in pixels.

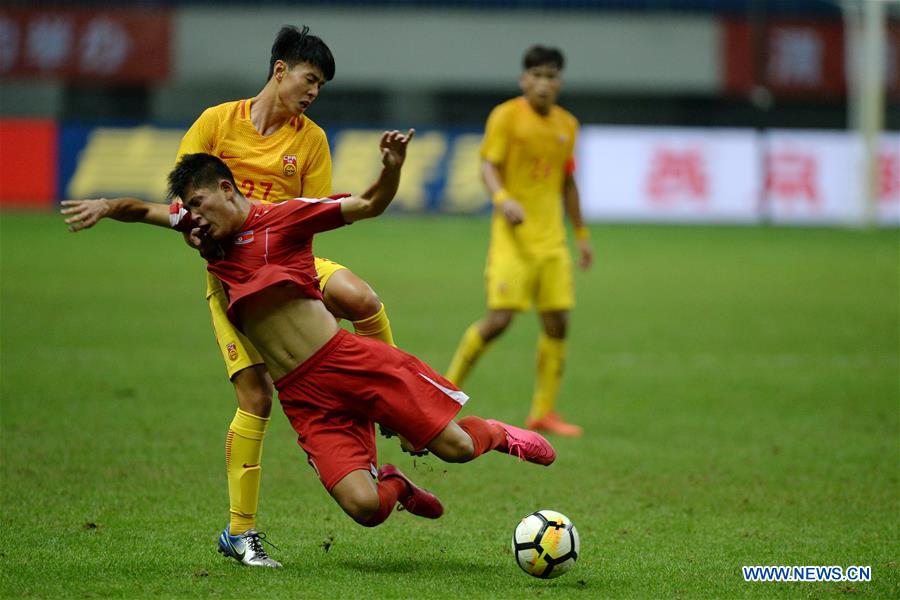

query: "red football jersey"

left=203, top=197, right=347, bottom=325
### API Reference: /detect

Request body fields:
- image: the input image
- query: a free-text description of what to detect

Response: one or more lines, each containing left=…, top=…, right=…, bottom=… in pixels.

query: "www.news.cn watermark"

left=742, top=565, right=872, bottom=582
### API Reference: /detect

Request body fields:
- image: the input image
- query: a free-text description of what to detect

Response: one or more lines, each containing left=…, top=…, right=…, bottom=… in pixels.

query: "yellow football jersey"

left=176, top=98, right=332, bottom=203
left=481, top=97, right=578, bottom=255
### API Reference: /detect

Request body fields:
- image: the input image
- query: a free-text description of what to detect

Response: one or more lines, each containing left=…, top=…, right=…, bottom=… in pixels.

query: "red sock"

left=362, top=477, right=407, bottom=527
left=457, top=415, right=508, bottom=458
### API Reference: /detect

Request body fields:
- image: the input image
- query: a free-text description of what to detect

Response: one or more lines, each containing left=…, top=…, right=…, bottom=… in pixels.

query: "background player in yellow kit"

left=61, top=26, right=398, bottom=567
left=445, top=45, right=593, bottom=438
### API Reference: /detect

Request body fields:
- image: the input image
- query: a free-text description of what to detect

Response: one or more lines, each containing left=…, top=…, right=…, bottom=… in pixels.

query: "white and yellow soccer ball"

left=512, top=509, right=580, bottom=578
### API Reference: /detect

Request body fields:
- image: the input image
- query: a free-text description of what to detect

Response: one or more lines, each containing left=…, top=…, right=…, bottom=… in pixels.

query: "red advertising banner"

left=723, top=18, right=900, bottom=99
left=0, top=119, right=58, bottom=206
left=0, top=8, right=171, bottom=83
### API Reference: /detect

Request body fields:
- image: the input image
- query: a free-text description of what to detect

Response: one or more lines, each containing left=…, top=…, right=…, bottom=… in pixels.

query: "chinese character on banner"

left=26, top=15, right=74, bottom=70
left=766, top=152, right=819, bottom=205
left=878, top=151, right=899, bottom=203
left=645, top=148, right=708, bottom=204
left=768, top=27, right=824, bottom=87
left=79, top=17, right=130, bottom=75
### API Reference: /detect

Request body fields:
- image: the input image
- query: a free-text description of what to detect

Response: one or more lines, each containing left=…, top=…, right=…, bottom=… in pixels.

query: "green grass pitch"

left=1, top=211, right=897, bottom=598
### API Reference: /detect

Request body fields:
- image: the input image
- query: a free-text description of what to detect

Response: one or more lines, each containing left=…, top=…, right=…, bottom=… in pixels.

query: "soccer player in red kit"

left=167, top=130, right=556, bottom=529
left=60, top=27, right=413, bottom=565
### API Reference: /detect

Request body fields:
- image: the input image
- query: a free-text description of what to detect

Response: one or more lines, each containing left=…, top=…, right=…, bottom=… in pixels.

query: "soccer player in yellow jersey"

left=61, top=26, right=398, bottom=567
left=445, top=45, right=593, bottom=437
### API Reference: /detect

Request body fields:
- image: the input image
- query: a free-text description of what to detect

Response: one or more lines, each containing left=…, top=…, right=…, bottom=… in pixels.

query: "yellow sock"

left=352, top=303, right=395, bottom=347
left=445, top=323, right=488, bottom=386
left=226, top=408, right=269, bottom=535
left=529, top=334, right=566, bottom=421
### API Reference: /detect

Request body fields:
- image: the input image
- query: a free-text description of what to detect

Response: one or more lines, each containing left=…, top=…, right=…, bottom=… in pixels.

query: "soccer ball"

left=512, top=509, right=580, bottom=579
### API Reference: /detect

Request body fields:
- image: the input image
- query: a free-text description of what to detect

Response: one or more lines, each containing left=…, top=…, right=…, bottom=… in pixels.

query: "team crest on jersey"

left=226, top=342, right=239, bottom=361
left=283, top=154, right=298, bottom=176
left=235, top=230, right=254, bottom=245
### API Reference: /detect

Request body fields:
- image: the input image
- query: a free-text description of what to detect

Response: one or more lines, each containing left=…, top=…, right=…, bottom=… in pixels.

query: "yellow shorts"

left=207, top=256, right=347, bottom=379
left=485, top=245, right=574, bottom=312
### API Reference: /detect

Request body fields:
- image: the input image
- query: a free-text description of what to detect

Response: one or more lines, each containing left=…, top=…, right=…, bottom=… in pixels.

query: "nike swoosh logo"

left=228, top=538, right=245, bottom=560
left=242, top=463, right=259, bottom=469
left=218, top=152, right=239, bottom=160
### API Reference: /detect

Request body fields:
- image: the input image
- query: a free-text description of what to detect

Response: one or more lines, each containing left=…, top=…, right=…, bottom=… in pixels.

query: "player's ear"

left=274, top=60, right=286, bottom=83
left=220, top=179, right=234, bottom=199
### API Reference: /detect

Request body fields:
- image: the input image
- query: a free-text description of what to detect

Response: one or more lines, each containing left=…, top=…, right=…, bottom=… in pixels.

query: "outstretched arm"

left=341, top=129, right=415, bottom=223
left=61, top=198, right=170, bottom=232
left=61, top=197, right=211, bottom=256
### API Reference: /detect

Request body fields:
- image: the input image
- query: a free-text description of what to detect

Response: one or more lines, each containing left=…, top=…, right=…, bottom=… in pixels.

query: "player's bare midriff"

left=237, top=284, right=340, bottom=380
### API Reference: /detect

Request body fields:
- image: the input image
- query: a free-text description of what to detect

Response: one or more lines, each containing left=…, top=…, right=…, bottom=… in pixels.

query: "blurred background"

left=0, top=0, right=898, bottom=225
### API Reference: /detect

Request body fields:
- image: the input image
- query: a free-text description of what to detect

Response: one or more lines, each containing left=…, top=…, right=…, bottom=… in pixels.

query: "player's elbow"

left=358, top=196, right=389, bottom=220
left=365, top=203, right=385, bottom=219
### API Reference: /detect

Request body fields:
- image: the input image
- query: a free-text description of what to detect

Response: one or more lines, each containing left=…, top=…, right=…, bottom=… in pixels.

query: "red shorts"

left=274, top=329, right=468, bottom=490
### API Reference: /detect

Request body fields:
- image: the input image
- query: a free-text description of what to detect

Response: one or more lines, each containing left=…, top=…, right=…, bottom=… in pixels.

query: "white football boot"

left=217, top=526, right=282, bottom=568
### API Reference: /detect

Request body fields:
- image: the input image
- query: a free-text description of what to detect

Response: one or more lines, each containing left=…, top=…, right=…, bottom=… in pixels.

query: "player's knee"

left=349, top=287, right=382, bottom=322
left=545, top=322, right=567, bottom=338
left=481, top=312, right=513, bottom=341
left=330, top=275, right=381, bottom=321
left=234, top=389, right=273, bottom=417
left=339, top=488, right=381, bottom=525
left=542, top=313, right=569, bottom=338
left=232, top=369, right=274, bottom=417
left=433, top=432, right=475, bottom=463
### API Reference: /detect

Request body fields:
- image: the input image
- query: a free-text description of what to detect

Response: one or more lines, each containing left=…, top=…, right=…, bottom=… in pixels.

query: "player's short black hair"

left=268, top=25, right=335, bottom=81
left=523, top=45, right=565, bottom=71
left=167, top=153, right=237, bottom=201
